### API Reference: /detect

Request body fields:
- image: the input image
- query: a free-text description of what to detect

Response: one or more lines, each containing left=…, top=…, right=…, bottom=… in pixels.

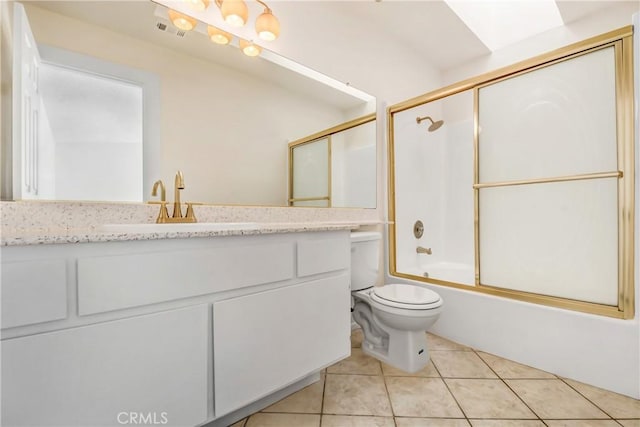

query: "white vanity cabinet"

left=214, top=274, right=350, bottom=416
left=1, top=230, right=352, bottom=427
left=2, top=305, right=209, bottom=427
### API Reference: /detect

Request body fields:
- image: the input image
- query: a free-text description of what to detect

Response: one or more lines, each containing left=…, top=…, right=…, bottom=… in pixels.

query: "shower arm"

left=416, top=116, right=435, bottom=125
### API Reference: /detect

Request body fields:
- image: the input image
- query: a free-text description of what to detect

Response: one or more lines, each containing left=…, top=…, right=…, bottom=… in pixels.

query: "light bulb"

left=208, top=26, right=233, bottom=45
left=168, top=9, right=197, bottom=31
left=239, top=39, right=262, bottom=57
left=220, top=0, right=248, bottom=27
left=255, top=8, right=280, bottom=41
left=185, top=0, right=209, bottom=11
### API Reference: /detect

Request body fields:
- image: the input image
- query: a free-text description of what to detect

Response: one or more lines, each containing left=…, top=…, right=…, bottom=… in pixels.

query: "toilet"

left=350, top=231, right=443, bottom=373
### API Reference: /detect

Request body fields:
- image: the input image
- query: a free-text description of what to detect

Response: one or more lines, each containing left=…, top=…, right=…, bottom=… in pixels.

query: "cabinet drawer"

left=1, top=259, right=67, bottom=329
left=78, top=242, right=294, bottom=315
left=297, top=235, right=350, bottom=277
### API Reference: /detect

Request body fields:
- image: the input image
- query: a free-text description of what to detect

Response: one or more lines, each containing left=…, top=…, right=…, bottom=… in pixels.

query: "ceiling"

left=25, top=0, right=638, bottom=101
left=271, top=0, right=637, bottom=70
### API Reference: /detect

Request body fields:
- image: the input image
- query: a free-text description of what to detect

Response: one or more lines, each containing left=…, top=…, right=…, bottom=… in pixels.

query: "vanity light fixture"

left=218, top=0, right=249, bottom=27
left=184, top=0, right=210, bottom=12
left=208, top=25, right=233, bottom=44
left=166, top=0, right=280, bottom=57
left=214, top=0, right=280, bottom=41
left=168, top=9, right=198, bottom=31
left=239, top=39, right=262, bottom=57
left=255, top=3, right=280, bottom=41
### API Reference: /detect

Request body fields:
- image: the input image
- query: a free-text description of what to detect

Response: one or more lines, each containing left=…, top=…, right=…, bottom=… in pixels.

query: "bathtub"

left=406, top=261, right=475, bottom=286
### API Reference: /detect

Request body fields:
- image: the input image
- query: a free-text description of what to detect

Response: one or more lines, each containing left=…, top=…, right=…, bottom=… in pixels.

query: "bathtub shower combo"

left=388, top=27, right=635, bottom=319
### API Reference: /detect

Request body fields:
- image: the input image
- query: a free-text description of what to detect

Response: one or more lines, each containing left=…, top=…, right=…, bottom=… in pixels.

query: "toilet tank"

left=350, top=232, right=381, bottom=291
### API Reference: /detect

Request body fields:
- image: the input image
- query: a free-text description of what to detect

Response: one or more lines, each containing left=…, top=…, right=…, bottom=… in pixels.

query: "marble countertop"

left=1, top=221, right=379, bottom=246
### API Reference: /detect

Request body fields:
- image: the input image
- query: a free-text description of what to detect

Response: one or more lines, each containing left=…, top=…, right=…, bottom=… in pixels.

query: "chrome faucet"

left=416, top=246, right=432, bottom=255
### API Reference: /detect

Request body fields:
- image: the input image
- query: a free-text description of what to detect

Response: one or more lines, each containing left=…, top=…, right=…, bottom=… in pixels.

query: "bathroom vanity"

left=1, top=225, right=354, bottom=427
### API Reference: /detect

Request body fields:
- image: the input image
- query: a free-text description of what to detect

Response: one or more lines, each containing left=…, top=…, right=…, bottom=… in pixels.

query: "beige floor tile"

left=476, top=352, right=555, bottom=379
left=506, top=379, right=609, bottom=419
left=320, top=415, right=395, bottom=426
left=245, top=413, right=320, bottom=427
left=385, top=377, right=464, bottom=418
left=327, top=348, right=382, bottom=375
left=382, top=359, right=440, bottom=377
left=431, top=351, right=497, bottom=378
left=544, top=421, right=621, bottom=427
left=428, top=333, right=472, bottom=351
left=229, top=419, right=247, bottom=427
left=323, top=374, right=392, bottom=416
left=445, top=379, right=536, bottom=419
left=262, top=374, right=324, bottom=414
left=469, top=421, right=545, bottom=427
left=617, top=420, right=640, bottom=427
left=563, top=378, right=640, bottom=418
left=351, top=329, right=363, bottom=348
left=396, top=418, right=471, bottom=426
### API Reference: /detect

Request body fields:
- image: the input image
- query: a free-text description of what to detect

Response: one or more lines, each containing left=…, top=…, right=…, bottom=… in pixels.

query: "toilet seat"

left=371, top=284, right=442, bottom=310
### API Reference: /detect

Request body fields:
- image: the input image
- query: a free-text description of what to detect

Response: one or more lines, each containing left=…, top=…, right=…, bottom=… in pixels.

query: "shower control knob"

left=413, top=220, right=424, bottom=239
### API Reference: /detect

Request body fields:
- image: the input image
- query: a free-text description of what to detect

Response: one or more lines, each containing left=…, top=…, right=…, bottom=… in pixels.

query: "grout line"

left=432, top=358, right=471, bottom=423
left=471, top=348, right=545, bottom=423
left=380, top=374, right=396, bottom=420
left=440, top=379, right=471, bottom=423
left=320, top=369, right=327, bottom=422
left=558, top=377, right=619, bottom=420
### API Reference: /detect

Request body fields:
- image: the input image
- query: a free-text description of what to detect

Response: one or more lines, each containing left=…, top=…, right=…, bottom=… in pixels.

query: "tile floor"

left=230, top=331, right=640, bottom=427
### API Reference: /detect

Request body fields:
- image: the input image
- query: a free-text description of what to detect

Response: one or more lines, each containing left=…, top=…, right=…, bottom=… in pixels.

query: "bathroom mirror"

left=2, top=1, right=376, bottom=207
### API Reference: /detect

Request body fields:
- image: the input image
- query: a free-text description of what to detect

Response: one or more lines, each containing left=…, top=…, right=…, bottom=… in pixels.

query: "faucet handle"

left=184, top=202, right=198, bottom=223
left=184, top=202, right=202, bottom=222
left=148, top=201, right=170, bottom=223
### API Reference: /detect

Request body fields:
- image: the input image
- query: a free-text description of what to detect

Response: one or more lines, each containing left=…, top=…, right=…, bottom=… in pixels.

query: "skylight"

left=444, top=0, right=564, bottom=52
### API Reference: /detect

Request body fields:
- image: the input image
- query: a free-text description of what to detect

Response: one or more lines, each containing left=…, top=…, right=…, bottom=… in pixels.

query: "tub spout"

left=417, top=246, right=432, bottom=255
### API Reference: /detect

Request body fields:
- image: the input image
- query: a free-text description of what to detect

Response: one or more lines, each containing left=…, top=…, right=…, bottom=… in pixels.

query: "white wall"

left=387, top=9, right=640, bottom=399
left=271, top=2, right=444, bottom=107
left=23, top=5, right=348, bottom=206
left=331, top=120, right=376, bottom=208
left=392, top=101, right=445, bottom=272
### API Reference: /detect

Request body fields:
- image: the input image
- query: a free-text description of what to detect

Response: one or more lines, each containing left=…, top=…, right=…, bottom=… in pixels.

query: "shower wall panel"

left=392, top=90, right=474, bottom=284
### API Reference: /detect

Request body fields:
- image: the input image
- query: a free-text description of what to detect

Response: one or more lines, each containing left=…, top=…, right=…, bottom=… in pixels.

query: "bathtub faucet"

left=416, top=246, right=432, bottom=255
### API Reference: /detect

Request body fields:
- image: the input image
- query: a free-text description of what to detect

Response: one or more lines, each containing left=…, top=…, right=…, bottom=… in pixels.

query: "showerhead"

left=416, top=116, right=444, bottom=132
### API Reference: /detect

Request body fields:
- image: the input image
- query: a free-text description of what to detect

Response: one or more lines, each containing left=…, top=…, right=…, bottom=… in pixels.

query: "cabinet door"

left=213, top=275, right=350, bottom=416
left=2, top=305, right=209, bottom=427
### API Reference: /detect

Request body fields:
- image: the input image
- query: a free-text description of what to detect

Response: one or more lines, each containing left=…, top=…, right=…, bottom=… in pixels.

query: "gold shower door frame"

left=387, top=26, right=635, bottom=319
left=288, top=113, right=376, bottom=207
left=289, top=136, right=332, bottom=207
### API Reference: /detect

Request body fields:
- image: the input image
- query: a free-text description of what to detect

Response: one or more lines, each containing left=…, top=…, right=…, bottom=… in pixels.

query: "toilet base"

left=360, top=326, right=430, bottom=373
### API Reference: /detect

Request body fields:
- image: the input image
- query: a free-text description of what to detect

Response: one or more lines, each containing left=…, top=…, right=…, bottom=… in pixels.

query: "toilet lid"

left=372, top=284, right=441, bottom=309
